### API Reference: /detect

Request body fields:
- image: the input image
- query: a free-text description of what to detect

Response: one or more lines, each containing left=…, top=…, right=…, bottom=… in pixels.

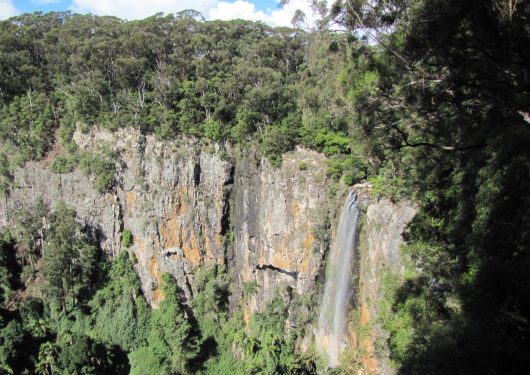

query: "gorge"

left=0, top=126, right=416, bottom=374
left=1, top=3, right=529, bottom=374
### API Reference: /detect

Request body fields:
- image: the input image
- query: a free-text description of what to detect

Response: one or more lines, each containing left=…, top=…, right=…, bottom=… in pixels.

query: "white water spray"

left=316, top=191, right=361, bottom=367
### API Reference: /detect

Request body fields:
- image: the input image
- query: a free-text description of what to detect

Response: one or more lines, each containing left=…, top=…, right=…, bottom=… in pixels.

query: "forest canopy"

left=0, top=11, right=357, bottom=176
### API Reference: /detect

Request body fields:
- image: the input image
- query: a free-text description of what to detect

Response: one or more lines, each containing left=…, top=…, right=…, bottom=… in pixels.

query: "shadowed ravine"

left=316, top=191, right=361, bottom=367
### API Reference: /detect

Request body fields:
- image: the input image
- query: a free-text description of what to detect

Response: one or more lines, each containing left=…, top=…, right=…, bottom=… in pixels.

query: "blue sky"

left=13, top=0, right=278, bottom=13
left=2, top=0, right=319, bottom=26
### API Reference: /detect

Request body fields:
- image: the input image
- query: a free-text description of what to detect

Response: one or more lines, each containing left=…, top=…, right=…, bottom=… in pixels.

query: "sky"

left=0, top=0, right=322, bottom=27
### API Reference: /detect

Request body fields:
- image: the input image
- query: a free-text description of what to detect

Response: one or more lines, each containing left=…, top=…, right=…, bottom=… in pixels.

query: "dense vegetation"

left=332, top=0, right=530, bottom=374
left=0, top=10, right=356, bottom=186
left=1, top=0, right=529, bottom=374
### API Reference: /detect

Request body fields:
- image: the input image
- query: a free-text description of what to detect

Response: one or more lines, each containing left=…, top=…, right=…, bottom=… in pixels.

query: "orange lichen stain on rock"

left=125, top=191, right=137, bottom=212
left=135, top=236, right=147, bottom=256
left=271, top=247, right=292, bottom=271
left=299, top=255, right=310, bottom=274
left=135, top=236, right=163, bottom=306
left=160, top=192, right=202, bottom=268
left=357, top=303, right=378, bottom=374
left=177, top=185, right=188, bottom=215
left=290, top=201, right=299, bottom=217
left=148, top=255, right=164, bottom=305
left=298, top=231, right=315, bottom=274
left=242, top=304, right=250, bottom=325
left=303, top=231, right=315, bottom=250
left=160, top=214, right=180, bottom=249
left=214, top=222, right=223, bottom=250
left=182, top=230, right=202, bottom=267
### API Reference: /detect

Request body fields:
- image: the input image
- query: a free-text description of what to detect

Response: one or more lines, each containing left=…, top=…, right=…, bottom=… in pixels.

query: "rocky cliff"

left=0, top=127, right=332, bottom=309
left=231, top=150, right=329, bottom=319
left=0, top=127, right=416, bottom=372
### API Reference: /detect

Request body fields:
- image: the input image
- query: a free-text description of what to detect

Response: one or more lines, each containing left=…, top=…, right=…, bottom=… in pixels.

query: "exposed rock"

left=232, top=149, right=329, bottom=314
left=93, top=128, right=232, bottom=305
left=0, top=161, right=120, bottom=255
left=1, top=128, right=331, bottom=310
left=1, top=127, right=232, bottom=306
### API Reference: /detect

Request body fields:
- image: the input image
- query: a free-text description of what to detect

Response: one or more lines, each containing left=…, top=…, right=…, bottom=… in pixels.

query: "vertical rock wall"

left=74, top=128, right=233, bottom=305
left=232, top=149, right=329, bottom=317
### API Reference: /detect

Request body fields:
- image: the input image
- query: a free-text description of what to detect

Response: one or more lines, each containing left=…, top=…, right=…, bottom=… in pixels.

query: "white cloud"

left=70, top=0, right=322, bottom=27
left=208, top=0, right=268, bottom=22
left=71, top=0, right=218, bottom=20
left=0, top=0, right=18, bottom=20
left=208, top=0, right=322, bottom=27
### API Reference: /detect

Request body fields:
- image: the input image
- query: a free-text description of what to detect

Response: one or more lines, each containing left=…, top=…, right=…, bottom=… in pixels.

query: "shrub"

left=242, top=280, right=258, bottom=300
left=51, top=155, right=76, bottom=174
left=79, top=151, right=116, bottom=192
left=121, top=229, right=133, bottom=248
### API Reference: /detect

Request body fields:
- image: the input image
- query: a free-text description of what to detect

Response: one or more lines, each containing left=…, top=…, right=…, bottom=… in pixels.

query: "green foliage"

left=0, top=13, right=331, bottom=171
left=261, top=113, right=302, bottom=167
left=191, top=266, right=229, bottom=339
left=0, top=235, right=18, bottom=306
left=0, top=92, right=56, bottom=165
left=0, top=153, right=13, bottom=197
left=42, top=202, right=100, bottom=313
left=51, top=155, right=76, bottom=174
left=0, top=13, right=362, bottom=190
left=368, top=173, right=407, bottom=202
left=242, top=279, right=258, bottom=300
left=4, top=5, right=529, bottom=374
left=79, top=150, right=117, bottom=192
left=53, top=333, right=129, bottom=375
left=129, top=274, right=201, bottom=375
left=337, top=1, right=530, bottom=374
left=89, top=252, right=150, bottom=352
left=120, top=229, right=133, bottom=249
left=0, top=319, right=25, bottom=374
left=377, top=270, right=414, bottom=365
left=238, top=290, right=315, bottom=374
left=314, top=130, right=351, bottom=156
left=1, top=203, right=319, bottom=374
left=297, top=161, right=308, bottom=171
left=203, top=118, right=224, bottom=142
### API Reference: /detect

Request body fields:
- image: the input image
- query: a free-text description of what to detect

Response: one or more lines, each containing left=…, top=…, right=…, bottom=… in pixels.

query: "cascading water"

left=316, top=191, right=361, bottom=367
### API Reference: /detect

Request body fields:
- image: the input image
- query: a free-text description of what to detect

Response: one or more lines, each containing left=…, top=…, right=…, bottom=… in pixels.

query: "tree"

left=89, top=252, right=150, bottom=352
left=42, top=203, right=99, bottom=313
left=129, top=274, right=201, bottom=375
left=14, top=199, right=48, bottom=277
left=0, top=235, right=18, bottom=306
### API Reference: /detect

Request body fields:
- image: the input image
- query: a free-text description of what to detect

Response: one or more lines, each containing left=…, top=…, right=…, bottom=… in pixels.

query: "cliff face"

left=0, top=128, right=331, bottom=308
left=0, top=128, right=416, bottom=372
left=232, top=150, right=329, bottom=316
left=0, top=154, right=121, bottom=256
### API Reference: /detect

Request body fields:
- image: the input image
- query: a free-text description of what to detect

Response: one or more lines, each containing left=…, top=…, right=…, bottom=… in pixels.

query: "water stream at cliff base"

left=316, top=191, right=361, bottom=367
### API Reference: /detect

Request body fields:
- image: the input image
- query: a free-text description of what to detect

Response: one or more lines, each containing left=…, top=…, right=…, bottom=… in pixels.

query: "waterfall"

left=316, top=191, right=361, bottom=367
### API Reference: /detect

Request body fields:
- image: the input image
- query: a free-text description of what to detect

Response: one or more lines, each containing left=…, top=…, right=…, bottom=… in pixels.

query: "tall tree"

left=42, top=203, right=99, bottom=313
